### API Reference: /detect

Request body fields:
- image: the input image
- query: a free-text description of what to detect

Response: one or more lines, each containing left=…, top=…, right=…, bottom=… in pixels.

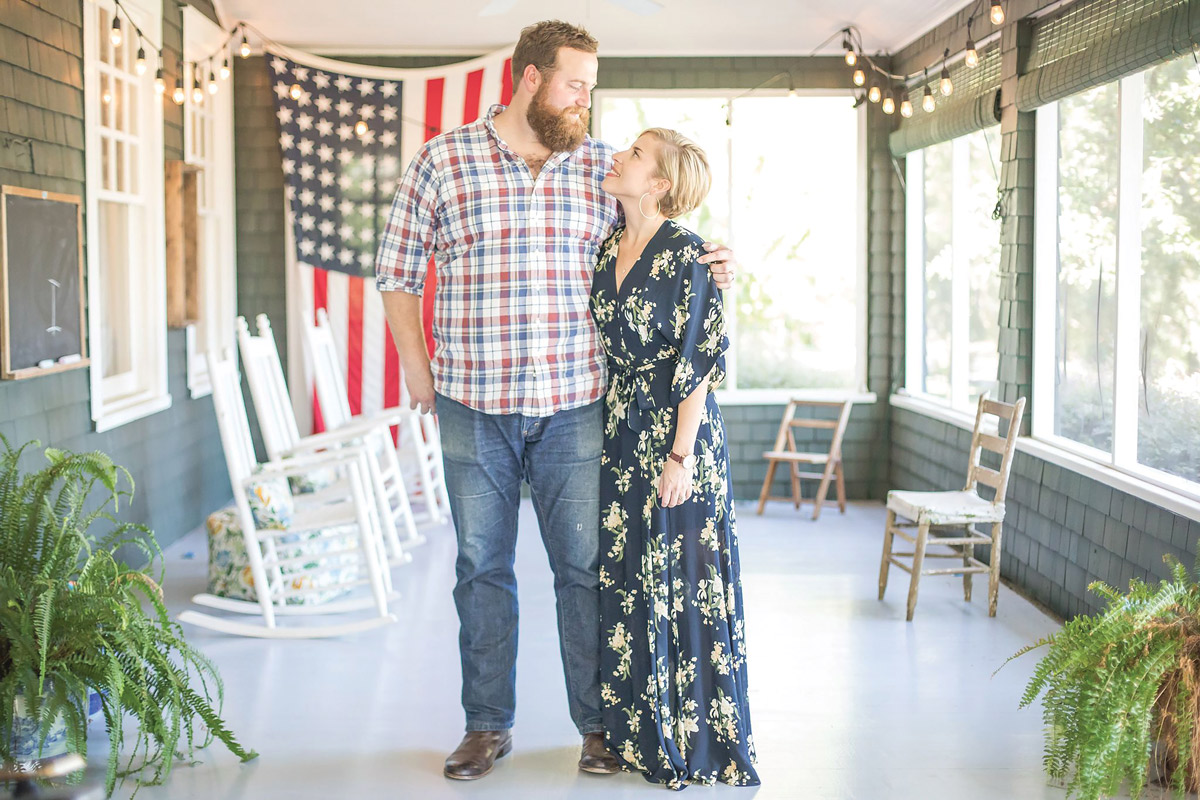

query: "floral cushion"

left=206, top=507, right=358, bottom=606
left=288, top=466, right=339, bottom=495
left=245, top=476, right=294, bottom=530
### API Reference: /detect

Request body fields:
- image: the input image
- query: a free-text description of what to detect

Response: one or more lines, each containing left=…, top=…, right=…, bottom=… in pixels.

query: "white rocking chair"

left=178, top=352, right=396, bottom=639
left=237, top=315, right=415, bottom=566
left=878, top=393, right=1026, bottom=621
left=305, top=308, right=450, bottom=527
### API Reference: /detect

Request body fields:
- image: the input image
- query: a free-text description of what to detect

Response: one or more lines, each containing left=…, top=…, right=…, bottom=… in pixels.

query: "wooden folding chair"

left=878, top=393, right=1026, bottom=621
left=178, top=351, right=396, bottom=638
left=756, top=399, right=854, bottom=521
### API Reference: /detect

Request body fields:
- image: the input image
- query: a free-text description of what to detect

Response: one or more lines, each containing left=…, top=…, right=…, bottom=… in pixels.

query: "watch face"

left=683, top=454, right=697, bottom=469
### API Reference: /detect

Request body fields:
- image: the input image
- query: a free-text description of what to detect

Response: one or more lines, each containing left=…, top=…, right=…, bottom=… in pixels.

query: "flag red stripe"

left=347, top=275, right=364, bottom=416
left=421, top=77, right=445, bottom=360
left=312, top=268, right=328, bottom=434
left=501, top=58, right=513, bottom=104
left=464, top=68, right=483, bottom=124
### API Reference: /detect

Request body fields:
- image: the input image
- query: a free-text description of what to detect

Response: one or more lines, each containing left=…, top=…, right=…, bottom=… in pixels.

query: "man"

left=375, top=20, right=736, bottom=782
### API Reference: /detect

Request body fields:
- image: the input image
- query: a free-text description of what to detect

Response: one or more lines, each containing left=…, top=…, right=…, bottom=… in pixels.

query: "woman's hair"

left=642, top=128, right=711, bottom=219
left=512, top=20, right=598, bottom=85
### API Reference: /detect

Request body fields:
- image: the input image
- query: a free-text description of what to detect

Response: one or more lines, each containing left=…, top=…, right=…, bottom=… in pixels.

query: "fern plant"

left=1005, top=554, right=1200, bottom=799
left=0, top=434, right=256, bottom=796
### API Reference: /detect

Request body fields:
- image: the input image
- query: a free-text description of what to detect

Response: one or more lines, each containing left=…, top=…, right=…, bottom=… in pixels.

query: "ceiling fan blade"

left=606, top=0, right=664, bottom=15
left=479, top=0, right=519, bottom=16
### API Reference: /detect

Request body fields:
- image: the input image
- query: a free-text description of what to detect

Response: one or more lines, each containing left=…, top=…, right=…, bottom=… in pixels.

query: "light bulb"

left=845, top=50, right=857, bottom=67
left=990, top=2, right=1005, bottom=25
left=110, top=17, right=122, bottom=47
left=220, top=58, right=231, bottom=80
left=240, top=34, right=251, bottom=59
left=135, top=46, right=147, bottom=75
left=900, top=92, right=913, bottom=117
left=355, top=119, right=369, bottom=137
left=207, top=70, right=218, bottom=94
left=154, top=68, right=165, bottom=95
left=852, top=68, right=865, bottom=87
left=101, top=88, right=112, bottom=105
left=192, top=77, right=204, bottom=104
left=965, top=40, right=979, bottom=68
left=923, top=85, right=936, bottom=112
left=940, top=72, right=954, bottom=96
left=882, top=91, right=895, bottom=115
left=289, top=83, right=302, bottom=101
left=868, top=85, right=881, bottom=104
left=172, top=85, right=185, bottom=105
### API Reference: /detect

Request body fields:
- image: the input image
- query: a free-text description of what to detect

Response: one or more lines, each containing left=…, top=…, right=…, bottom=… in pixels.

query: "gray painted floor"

left=92, top=501, right=1076, bottom=799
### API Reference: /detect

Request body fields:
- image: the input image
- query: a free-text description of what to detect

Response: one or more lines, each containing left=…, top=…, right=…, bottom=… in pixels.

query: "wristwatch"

left=669, top=451, right=697, bottom=470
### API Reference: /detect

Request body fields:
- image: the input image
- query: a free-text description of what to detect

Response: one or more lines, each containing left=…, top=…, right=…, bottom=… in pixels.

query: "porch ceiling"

left=211, top=0, right=976, bottom=57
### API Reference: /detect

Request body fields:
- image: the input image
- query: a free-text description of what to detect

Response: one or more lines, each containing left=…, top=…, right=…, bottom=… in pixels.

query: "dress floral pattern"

left=589, top=220, right=759, bottom=789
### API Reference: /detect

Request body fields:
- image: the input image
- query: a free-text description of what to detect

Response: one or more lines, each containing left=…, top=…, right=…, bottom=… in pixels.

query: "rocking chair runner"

left=178, top=352, right=396, bottom=639
left=878, top=392, right=1026, bottom=621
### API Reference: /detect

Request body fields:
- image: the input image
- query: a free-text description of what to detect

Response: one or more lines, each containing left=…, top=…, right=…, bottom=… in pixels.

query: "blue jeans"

left=436, top=393, right=603, bottom=735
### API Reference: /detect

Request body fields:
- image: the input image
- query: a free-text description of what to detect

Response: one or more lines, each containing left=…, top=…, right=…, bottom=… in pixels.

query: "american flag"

left=267, top=46, right=514, bottom=431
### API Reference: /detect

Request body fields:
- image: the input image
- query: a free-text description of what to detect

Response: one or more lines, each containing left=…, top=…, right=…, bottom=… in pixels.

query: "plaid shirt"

left=376, top=104, right=619, bottom=416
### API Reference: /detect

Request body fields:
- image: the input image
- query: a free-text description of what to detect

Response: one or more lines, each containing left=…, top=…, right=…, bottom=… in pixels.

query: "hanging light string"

left=838, top=0, right=1006, bottom=116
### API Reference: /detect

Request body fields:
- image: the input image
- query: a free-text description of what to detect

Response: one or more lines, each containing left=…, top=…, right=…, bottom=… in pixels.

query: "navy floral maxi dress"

left=589, top=219, right=759, bottom=789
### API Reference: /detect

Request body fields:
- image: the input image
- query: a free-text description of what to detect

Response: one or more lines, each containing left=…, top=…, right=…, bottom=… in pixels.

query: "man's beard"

left=527, top=84, right=589, bottom=153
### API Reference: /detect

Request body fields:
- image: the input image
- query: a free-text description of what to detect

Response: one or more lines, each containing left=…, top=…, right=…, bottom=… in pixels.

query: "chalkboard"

left=0, top=186, right=88, bottom=380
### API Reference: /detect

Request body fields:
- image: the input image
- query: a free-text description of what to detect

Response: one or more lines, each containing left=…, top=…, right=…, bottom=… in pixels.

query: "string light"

left=354, top=119, right=369, bottom=137
left=868, top=84, right=881, bottom=104
left=882, top=88, right=895, bottom=115
left=191, top=73, right=204, bottom=104
left=843, top=34, right=857, bottom=66
left=852, top=67, right=866, bottom=86
left=939, top=49, right=954, bottom=96
left=289, top=83, right=302, bottom=101
left=110, top=16, right=122, bottom=47
left=922, top=84, right=936, bottom=113
left=207, top=63, right=219, bottom=94
left=240, top=27, right=252, bottom=58
left=154, top=66, right=165, bottom=95
left=220, top=56, right=231, bottom=80
left=135, top=43, right=147, bottom=75
left=172, top=82, right=185, bottom=105
left=900, top=89, right=913, bottom=117
left=990, top=1, right=1005, bottom=25
left=965, top=18, right=979, bottom=67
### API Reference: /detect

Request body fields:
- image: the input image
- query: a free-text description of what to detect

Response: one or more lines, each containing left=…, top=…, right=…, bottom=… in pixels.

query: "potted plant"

left=0, top=435, right=256, bottom=796
left=1007, top=555, right=1200, bottom=799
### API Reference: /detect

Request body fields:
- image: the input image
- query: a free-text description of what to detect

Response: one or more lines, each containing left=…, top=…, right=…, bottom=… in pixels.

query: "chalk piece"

left=37, top=359, right=55, bottom=368
left=58, top=353, right=81, bottom=364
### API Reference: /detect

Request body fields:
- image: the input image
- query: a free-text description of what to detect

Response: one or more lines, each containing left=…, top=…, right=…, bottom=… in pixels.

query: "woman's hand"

left=658, top=459, right=694, bottom=508
left=698, top=241, right=737, bottom=291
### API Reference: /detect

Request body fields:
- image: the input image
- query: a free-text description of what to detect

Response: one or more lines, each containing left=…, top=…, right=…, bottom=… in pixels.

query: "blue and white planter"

left=10, top=690, right=103, bottom=765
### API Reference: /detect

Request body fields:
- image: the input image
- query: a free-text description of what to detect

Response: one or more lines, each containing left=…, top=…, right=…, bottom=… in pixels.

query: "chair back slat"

left=965, top=392, right=1026, bottom=503
left=237, top=315, right=303, bottom=460
left=790, top=419, right=840, bottom=430
left=207, top=350, right=258, bottom=489
left=305, top=309, right=354, bottom=431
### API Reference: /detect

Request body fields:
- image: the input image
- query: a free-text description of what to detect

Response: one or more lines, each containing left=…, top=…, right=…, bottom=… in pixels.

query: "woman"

left=589, top=128, right=759, bottom=789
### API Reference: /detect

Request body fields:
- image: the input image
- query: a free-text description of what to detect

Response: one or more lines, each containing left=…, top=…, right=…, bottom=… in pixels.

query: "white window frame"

left=903, top=128, right=1003, bottom=413
left=593, top=88, right=871, bottom=403
left=84, top=0, right=170, bottom=431
left=1032, top=71, right=1200, bottom=505
left=182, top=6, right=237, bottom=398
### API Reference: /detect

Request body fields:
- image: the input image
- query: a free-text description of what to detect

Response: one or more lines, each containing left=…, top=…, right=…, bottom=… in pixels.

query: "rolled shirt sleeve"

left=374, top=144, right=440, bottom=295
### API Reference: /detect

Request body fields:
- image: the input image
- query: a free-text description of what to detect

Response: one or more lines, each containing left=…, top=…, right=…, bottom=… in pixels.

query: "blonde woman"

left=589, top=129, right=758, bottom=789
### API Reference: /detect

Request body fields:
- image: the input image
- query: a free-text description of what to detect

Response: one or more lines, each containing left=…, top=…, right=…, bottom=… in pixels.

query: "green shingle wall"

left=232, top=53, right=892, bottom=501
left=0, top=1, right=231, bottom=551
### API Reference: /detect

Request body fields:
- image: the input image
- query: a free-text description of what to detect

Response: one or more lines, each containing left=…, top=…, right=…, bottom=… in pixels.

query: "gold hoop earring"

left=638, top=192, right=660, bottom=220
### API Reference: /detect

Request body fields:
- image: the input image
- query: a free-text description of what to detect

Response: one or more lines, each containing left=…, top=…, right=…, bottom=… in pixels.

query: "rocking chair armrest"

left=249, top=446, right=371, bottom=480
left=279, top=427, right=375, bottom=455
left=333, top=409, right=416, bottom=435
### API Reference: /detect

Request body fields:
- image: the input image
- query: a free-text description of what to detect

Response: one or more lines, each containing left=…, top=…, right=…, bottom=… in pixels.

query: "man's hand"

left=698, top=241, right=737, bottom=291
left=406, top=365, right=436, bottom=415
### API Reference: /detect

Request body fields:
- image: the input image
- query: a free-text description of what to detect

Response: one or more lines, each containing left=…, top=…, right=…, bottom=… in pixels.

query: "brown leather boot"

left=578, top=732, right=621, bottom=774
left=443, top=730, right=513, bottom=781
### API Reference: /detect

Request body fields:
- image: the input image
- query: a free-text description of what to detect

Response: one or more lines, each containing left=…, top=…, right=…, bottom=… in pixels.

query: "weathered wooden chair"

left=878, top=393, right=1026, bottom=621
left=178, top=351, right=395, bottom=638
left=237, top=315, right=415, bottom=566
left=756, top=399, right=854, bottom=521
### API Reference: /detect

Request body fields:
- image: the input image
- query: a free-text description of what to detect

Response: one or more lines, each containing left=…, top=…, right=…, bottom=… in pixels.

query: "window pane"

left=729, top=96, right=859, bottom=389
left=1054, top=83, right=1118, bottom=451
left=99, top=201, right=133, bottom=380
left=922, top=140, right=953, bottom=399
left=966, top=127, right=1001, bottom=402
left=1138, top=57, right=1200, bottom=483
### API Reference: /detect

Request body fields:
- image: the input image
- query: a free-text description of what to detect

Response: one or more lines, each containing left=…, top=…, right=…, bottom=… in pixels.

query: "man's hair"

left=512, top=20, right=598, bottom=86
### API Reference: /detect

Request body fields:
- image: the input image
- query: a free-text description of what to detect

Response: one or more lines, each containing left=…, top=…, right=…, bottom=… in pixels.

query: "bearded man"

left=375, top=19, right=737, bottom=782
